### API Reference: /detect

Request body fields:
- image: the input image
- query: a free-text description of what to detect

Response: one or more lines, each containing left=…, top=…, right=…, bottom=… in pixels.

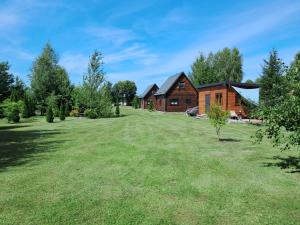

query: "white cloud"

left=107, top=1, right=300, bottom=90
left=60, top=53, right=89, bottom=75
left=106, top=43, right=158, bottom=66
left=85, top=26, right=139, bottom=47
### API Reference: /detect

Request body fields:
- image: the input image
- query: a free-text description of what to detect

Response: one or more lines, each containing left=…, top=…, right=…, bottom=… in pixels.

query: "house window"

left=235, top=95, right=241, bottom=106
left=186, top=99, right=191, bottom=104
left=215, top=93, right=223, bottom=105
left=170, top=99, right=179, bottom=106
left=178, top=82, right=185, bottom=89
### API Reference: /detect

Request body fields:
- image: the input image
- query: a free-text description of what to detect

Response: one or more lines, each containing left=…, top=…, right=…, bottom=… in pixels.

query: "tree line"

left=0, top=43, right=138, bottom=122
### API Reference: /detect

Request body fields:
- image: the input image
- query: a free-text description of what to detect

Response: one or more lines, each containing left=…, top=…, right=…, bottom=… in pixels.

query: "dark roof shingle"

left=154, top=72, right=184, bottom=96
left=139, top=84, right=158, bottom=98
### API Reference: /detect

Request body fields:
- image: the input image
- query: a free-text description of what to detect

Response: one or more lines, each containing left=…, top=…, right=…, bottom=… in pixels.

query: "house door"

left=205, top=94, right=210, bottom=113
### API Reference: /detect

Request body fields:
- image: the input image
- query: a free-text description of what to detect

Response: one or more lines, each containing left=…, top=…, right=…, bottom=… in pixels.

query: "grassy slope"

left=0, top=107, right=299, bottom=225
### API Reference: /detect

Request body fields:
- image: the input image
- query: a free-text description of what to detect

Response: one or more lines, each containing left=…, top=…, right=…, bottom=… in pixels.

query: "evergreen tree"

left=258, top=49, right=286, bottom=107
left=10, top=76, right=26, bottom=102
left=148, top=100, right=154, bottom=111
left=132, top=96, right=140, bottom=109
left=255, top=51, right=300, bottom=149
left=0, top=62, right=14, bottom=102
left=22, top=95, right=30, bottom=118
left=46, top=106, right=54, bottom=123
left=59, top=102, right=65, bottom=121
left=30, top=43, right=71, bottom=115
left=83, top=50, right=105, bottom=109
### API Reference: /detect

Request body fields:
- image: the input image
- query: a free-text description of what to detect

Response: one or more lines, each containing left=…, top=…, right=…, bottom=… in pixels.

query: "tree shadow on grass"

left=0, top=125, right=64, bottom=171
left=219, top=138, right=241, bottom=142
left=262, top=156, right=300, bottom=173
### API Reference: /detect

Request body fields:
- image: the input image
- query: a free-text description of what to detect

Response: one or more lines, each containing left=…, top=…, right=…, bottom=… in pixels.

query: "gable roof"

left=197, top=81, right=259, bottom=90
left=139, top=83, right=158, bottom=98
left=154, top=72, right=186, bottom=96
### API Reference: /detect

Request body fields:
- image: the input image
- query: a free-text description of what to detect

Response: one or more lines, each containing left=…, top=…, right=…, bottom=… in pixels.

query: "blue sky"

left=0, top=0, right=300, bottom=95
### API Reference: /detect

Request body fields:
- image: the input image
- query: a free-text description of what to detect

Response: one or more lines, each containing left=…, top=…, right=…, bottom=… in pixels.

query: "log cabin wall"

left=198, top=85, right=248, bottom=117
left=165, top=75, right=198, bottom=112
left=141, top=86, right=159, bottom=109
left=155, top=95, right=166, bottom=111
left=198, top=85, right=228, bottom=114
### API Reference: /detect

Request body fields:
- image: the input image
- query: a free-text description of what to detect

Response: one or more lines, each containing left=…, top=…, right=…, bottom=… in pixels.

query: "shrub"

left=46, top=94, right=59, bottom=117
left=115, top=103, right=120, bottom=117
left=0, top=105, right=4, bottom=119
left=65, top=103, right=69, bottom=117
left=148, top=100, right=154, bottom=111
left=70, top=109, right=79, bottom=117
left=208, top=104, right=229, bottom=140
left=85, top=109, right=98, bottom=119
left=132, top=96, right=140, bottom=109
left=2, top=100, right=22, bottom=123
left=46, top=106, right=54, bottom=123
left=59, top=102, right=66, bottom=121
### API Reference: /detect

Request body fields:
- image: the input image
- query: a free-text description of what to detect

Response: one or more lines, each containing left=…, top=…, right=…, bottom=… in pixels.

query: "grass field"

left=0, top=107, right=299, bottom=225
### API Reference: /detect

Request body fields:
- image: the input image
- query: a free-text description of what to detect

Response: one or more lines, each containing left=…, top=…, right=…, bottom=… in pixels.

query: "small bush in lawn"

left=148, top=100, right=154, bottom=111
left=70, top=109, right=79, bottom=117
left=115, top=103, right=120, bottom=117
left=65, top=103, right=69, bottom=117
left=85, top=109, right=98, bottom=119
left=46, top=106, right=54, bottom=123
left=2, top=100, right=22, bottom=123
left=59, top=102, right=66, bottom=121
left=132, top=96, right=140, bottom=109
left=0, top=106, right=4, bottom=119
left=208, top=104, right=229, bottom=140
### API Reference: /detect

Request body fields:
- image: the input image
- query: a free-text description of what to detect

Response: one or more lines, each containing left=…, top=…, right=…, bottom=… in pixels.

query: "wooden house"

left=139, top=84, right=159, bottom=109
left=197, top=81, right=259, bottom=118
left=154, top=72, right=198, bottom=112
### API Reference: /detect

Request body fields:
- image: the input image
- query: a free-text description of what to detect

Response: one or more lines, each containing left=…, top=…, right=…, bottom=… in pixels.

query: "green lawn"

left=0, top=107, right=299, bottom=225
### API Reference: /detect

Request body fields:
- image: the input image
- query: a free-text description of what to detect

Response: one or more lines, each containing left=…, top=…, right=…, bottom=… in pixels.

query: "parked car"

left=186, top=106, right=199, bottom=116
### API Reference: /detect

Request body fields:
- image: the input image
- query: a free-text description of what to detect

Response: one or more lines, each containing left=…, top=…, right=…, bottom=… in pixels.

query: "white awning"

left=232, top=87, right=259, bottom=103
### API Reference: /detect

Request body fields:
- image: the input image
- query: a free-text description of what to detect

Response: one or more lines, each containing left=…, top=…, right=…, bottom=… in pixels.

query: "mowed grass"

left=0, top=107, right=299, bottom=225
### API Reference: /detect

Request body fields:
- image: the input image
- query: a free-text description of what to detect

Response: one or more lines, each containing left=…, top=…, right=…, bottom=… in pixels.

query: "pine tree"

left=46, top=106, right=54, bottom=123
left=22, top=95, right=30, bottom=118
left=148, top=100, right=154, bottom=111
left=59, top=102, right=65, bottom=121
left=258, top=49, right=286, bottom=107
left=0, top=62, right=14, bottom=102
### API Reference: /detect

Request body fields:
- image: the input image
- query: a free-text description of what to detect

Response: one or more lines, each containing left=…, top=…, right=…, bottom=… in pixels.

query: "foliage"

left=148, top=100, right=154, bottom=111
left=112, top=80, right=137, bottom=105
left=132, top=96, right=140, bottom=109
left=97, top=84, right=113, bottom=118
left=258, top=49, right=286, bottom=107
left=255, top=52, right=300, bottom=150
left=2, top=100, right=22, bottom=123
left=0, top=61, right=14, bottom=102
left=46, top=94, right=59, bottom=117
left=46, top=105, right=54, bottom=123
left=208, top=104, right=229, bottom=140
left=82, top=50, right=105, bottom=109
left=30, top=43, right=71, bottom=115
left=84, top=109, right=98, bottom=119
left=59, top=102, right=66, bottom=121
left=10, top=76, right=26, bottom=102
left=189, top=48, right=243, bottom=86
left=70, top=109, right=79, bottom=117
left=115, top=102, right=120, bottom=117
